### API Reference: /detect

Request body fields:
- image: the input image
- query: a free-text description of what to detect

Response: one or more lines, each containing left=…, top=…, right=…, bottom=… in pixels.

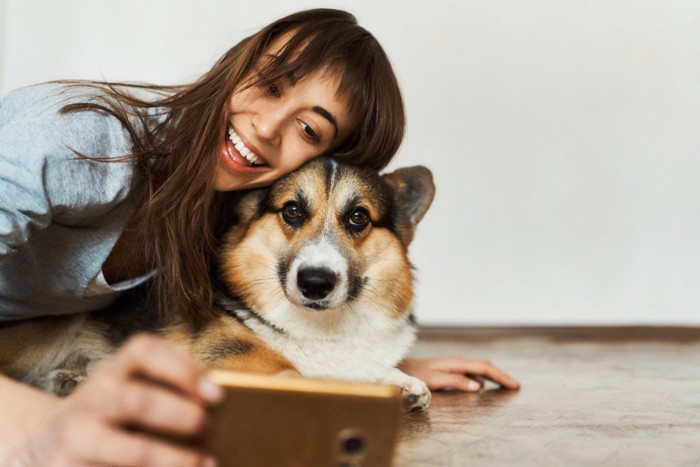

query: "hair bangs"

left=57, top=9, right=404, bottom=322
left=250, top=15, right=404, bottom=170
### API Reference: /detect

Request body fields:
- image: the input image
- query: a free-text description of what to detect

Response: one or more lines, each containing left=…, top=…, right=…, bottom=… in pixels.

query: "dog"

left=0, top=157, right=435, bottom=411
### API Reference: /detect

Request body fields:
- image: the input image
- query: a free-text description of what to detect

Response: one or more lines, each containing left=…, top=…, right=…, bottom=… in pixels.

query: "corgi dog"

left=0, top=157, right=435, bottom=411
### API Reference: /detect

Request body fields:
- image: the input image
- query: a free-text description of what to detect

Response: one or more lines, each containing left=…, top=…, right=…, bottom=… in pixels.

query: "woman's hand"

left=15, top=334, right=222, bottom=467
left=399, top=357, right=520, bottom=392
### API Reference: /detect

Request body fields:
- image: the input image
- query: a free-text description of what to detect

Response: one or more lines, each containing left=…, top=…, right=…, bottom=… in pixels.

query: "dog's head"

left=219, top=157, right=435, bottom=330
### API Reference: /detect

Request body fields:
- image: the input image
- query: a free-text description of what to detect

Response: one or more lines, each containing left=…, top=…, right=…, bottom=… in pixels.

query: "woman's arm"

left=399, top=357, right=520, bottom=392
left=0, top=334, right=221, bottom=467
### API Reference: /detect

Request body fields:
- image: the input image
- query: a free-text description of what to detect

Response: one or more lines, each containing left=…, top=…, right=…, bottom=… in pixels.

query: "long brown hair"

left=59, top=8, right=405, bottom=321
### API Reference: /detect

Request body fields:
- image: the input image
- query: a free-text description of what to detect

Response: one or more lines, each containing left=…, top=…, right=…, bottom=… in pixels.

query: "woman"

left=0, top=9, right=518, bottom=466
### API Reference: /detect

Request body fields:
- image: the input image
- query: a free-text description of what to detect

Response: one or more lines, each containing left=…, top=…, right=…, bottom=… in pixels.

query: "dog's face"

left=219, top=158, right=435, bottom=333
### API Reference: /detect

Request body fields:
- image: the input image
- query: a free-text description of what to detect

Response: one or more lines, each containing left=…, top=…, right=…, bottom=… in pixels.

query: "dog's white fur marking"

left=284, top=236, right=349, bottom=308
left=240, top=300, right=417, bottom=383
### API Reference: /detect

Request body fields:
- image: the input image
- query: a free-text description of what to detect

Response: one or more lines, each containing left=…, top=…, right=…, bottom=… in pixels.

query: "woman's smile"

left=219, top=124, right=270, bottom=175
left=228, top=126, right=267, bottom=167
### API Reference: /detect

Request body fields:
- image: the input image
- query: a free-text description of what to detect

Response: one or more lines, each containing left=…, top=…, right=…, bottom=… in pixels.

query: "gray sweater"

left=0, top=83, right=157, bottom=321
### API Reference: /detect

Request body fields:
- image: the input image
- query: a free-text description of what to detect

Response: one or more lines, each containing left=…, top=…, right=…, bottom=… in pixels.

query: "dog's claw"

left=41, top=369, right=85, bottom=397
left=381, top=369, right=432, bottom=412
left=401, top=385, right=431, bottom=412
left=58, top=378, right=79, bottom=395
left=404, top=393, right=419, bottom=405
left=398, top=378, right=431, bottom=412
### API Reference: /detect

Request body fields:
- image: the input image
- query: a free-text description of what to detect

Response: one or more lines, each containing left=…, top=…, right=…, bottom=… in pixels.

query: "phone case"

left=205, top=370, right=403, bottom=467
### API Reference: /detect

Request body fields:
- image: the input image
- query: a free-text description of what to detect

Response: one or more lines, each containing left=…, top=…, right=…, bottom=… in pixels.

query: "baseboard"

left=417, top=325, right=700, bottom=342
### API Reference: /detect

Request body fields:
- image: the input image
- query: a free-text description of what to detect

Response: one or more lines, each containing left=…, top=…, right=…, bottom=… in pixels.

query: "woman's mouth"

left=227, top=126, right=267, bottom=167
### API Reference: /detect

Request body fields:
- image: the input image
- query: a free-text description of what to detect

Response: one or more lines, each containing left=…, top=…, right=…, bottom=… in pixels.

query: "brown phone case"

left=204, top=370, right=403, bottom=467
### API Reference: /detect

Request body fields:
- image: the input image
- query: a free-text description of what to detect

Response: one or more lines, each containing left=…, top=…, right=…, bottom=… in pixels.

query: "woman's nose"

left=252, top=108, right=285, bottom=146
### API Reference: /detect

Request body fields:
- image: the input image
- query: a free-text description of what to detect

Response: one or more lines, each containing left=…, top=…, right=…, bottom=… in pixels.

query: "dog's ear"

left=382, top=166, right=436, bottom=245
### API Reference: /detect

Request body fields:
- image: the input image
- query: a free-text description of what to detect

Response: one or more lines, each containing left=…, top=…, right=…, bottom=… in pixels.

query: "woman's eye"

left=266, top=82, right=281, bottom=97
left=299, top=121, right=320, bottom=143
left=348, top=208, right=369, bottom=229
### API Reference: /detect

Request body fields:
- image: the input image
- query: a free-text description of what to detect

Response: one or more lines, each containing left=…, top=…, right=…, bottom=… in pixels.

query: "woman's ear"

left=382, top=166, right=436, bottom=246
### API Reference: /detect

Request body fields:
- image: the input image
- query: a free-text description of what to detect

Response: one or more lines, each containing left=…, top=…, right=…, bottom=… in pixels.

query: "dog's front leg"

left=381, top=367, right=431, bottom=412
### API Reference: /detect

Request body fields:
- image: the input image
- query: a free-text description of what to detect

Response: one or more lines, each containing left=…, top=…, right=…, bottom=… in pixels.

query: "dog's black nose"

left=297, top=267, right=337, bottom=300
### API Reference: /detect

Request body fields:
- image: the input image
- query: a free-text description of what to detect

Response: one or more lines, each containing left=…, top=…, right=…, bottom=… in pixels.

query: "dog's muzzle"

left=283, top=237, right=350, bottom=309
left=297, top=267, right=337, bottom=300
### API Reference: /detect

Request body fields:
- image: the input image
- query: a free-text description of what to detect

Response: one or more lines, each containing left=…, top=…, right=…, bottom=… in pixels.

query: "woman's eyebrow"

left=312, top=106, right=338, bottom=136
left=259, top=54, right=339, bottom=135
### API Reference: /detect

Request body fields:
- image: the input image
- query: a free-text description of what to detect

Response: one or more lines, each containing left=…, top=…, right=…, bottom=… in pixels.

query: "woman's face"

left=214, top=58, right=356, bottom=191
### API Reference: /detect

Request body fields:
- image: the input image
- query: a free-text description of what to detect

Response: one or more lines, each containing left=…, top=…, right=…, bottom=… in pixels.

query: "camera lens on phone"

left=338, top=429, right=367, bottom=457
left=342, top=435, right=365, bottom=455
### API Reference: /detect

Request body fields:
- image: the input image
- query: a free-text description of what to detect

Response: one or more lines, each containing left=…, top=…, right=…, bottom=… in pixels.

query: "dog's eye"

left=347, top=208, right=369, bottom=229
left=282, top=202, right=304, bottom=225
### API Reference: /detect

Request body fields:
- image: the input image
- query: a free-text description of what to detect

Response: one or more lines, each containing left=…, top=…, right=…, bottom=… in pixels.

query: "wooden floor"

left=395, top=327, right=700, bottom=467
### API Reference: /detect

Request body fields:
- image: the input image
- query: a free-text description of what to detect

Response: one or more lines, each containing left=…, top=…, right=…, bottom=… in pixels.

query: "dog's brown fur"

left=0, top=158, right=435, bottom=408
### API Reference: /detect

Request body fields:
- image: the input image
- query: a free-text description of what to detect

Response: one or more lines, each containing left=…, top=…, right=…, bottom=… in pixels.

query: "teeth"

left=227, top=126, right=265, bottom=166
left=248, top=153, right=262, bottom=164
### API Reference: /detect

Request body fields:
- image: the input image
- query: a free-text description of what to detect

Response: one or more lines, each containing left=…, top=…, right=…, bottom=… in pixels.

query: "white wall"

left=2, top=1, right=699, bottom=325
left=0, top=0, right=6, bottom=87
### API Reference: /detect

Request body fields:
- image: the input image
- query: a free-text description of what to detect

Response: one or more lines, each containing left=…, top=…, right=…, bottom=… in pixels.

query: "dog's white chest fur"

left=239, top=303, right=416, bottom=382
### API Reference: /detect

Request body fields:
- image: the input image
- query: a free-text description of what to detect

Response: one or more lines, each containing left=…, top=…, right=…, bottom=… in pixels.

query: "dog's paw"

left=43, top=369, right=85, bottom=397
left=381, top=368, right=431, bottom=412
left=398, top=375, right=431, bottom=412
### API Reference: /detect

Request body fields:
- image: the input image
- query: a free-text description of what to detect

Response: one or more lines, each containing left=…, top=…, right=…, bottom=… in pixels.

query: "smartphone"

left=204, top=370, right=403, bottom=467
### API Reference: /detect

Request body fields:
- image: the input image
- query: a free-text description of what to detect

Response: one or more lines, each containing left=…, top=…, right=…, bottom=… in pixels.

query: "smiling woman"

left=0, top=7, right=519, bottom=466
left=0, top=9, right=408, bottom=465
left=23, top=9, right=405, bottom=323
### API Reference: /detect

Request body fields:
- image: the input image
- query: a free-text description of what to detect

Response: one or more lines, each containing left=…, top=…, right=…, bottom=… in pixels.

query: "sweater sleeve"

left=0, top=83, right=136, bottom=260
